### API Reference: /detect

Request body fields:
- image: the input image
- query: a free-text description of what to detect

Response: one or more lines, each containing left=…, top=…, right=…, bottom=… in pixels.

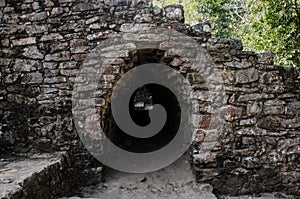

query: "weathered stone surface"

left=51, top=7, right=64, bottom=16
left=285, top=101, right=300, bottom=115
left=22, top=46, right=44, bottom=59
left=260, top=71, right=282, bottom=85
left=235, top=68, right=258, bottom=84
left=0, top=0, right=5, bottom=7
left=44, top=76, right=67, bottom=84
left=258, top=116, right=282, bottom=130
left=12, top=37, right=36, bottom=46
left=237, top=94, right=275, bottom=102
left=45, top=51, right=70, bottom=61
left=28, top=11, right=47, bottom=21
left=120, top=23, right=155, bottom=32
left=257, top=51, right=274, bottom=65
left=0, top=153, right=84, bottom=199
left=240, top=118, right=257, bottom=126
left=40, top=33, right=64, bottom=42
left=220, top=105, right=243, bottom=121
left=1, top=0, right=300, bottom=197
left=280, top=117, right=300, bottom=129
left=224, top=60, right=252, bottom=69
left=153, top=6, right=162, bottom=15
left=21, top=72, right=43, bottom=84
left=263, top=105, right=284, bottom=115
left=164, top=5, right=184, bottom=22
left=247, top=101, right=262, bottom=116
left=14, top=59, right=40, bottom=72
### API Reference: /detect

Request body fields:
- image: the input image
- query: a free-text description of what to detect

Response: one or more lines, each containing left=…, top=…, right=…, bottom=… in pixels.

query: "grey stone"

left=4, top=74, right=19, bottom=83
left=44, top=76, right=67, bottom=84
left=25, top=25, right=48, bottom=35
left=120, top=23, right=155, bottom=32
left=22, top=46, right=44, bottom=59
left=32, top=2, right=40, bottom=10
left=0, top=153, right=79, bottom=198
left=237, top=94, right=275, bottom=102
left=285, top=101, right=300, bottom=115
left=40, top=33, right=64, bottom=42
left=51, top=7, right=64, bottom=16
left=43, top=62, right=58, bottom=69
left=12, top=37, right=36, bottom=46
left=89, top=22, right=107, bottom=29
left=28, top=12, right=48, bottom=21
left=45, top=51, right=71, bottom=61
left=281, top=117, right=300, bottom=129
left=220, top=105, right=243, bottom=121
left=240, top=118, right=257, bottom=126
left=85, top=16, right=100, bottom=25
left=0, top=0, right=5, bottom=7
left=0, top=58, right=11, bottom=66
left=59, top=61, right=77, bottom=69
left=60, top=69, right=78, bottom=76
left=258, top=116, right=282, bottom=130
left=257, top=51, right=274, bottom=64
left=164, top=5, right=184, bottom=22
left=224, top=60, right=252, bottom=69
left=14, top=59, right=40, bottom=72
left=21, top=72, right=43, bottom=84
left=1, top=39, right=9, bottom=47
left=260, top=72, right=282, bottom=85
left=264, top=105, right=284, bottom=115
left=247, top=101, right=262, bottom=116
left=235, top=67, right=258, bottom=83
left=153, top=6, right=161, bottom=15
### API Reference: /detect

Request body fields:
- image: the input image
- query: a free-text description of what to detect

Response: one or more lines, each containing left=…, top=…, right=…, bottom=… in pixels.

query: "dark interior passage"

left=103, top=83, right=181, bottom=153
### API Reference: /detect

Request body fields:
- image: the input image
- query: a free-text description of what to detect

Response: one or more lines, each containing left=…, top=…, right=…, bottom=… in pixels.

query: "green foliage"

left=238, top=0, right=300, bottom=67
left=148, top=1, right=154, bottom=12
left=154, top=0, right=300, bottom=68
left=197, top=0, right=234, bottom=37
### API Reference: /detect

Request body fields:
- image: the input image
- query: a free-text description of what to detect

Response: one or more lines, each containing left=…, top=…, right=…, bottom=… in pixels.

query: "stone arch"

left=72, top=28, right=225, bottom=172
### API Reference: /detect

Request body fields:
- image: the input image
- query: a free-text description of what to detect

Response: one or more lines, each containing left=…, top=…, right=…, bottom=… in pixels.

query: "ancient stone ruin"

left=0, top=0, right=299, bottom=198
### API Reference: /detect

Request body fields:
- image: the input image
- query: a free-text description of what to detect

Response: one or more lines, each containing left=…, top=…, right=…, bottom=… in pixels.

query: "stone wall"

left=191, top=50, right=300, bottom=195
left=0, top=0, right=299, bottom=196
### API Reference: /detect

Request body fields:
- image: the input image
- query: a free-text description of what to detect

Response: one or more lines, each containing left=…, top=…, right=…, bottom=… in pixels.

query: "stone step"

left=0, top=152, right=76, bottom=199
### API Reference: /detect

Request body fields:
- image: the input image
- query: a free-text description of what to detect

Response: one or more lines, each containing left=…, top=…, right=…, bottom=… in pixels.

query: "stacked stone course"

left=0, top=0, right=299, bottom=196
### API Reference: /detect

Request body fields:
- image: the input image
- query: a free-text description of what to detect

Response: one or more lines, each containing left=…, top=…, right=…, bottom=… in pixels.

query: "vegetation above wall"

left=153, top=0, right=300, bottom=68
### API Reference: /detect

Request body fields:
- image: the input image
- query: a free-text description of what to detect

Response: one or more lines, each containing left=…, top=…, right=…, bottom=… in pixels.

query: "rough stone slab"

left=40, top=33, right=64, bottom=42
left=235, top=67, right=259, bottom=84
left=12, top=37, right=36, bottom=46
left=0, top=153, right=67, bottom=199
left=22, top=46, right=44, bottom=59
left=120, top=23, right=156, bottom=32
